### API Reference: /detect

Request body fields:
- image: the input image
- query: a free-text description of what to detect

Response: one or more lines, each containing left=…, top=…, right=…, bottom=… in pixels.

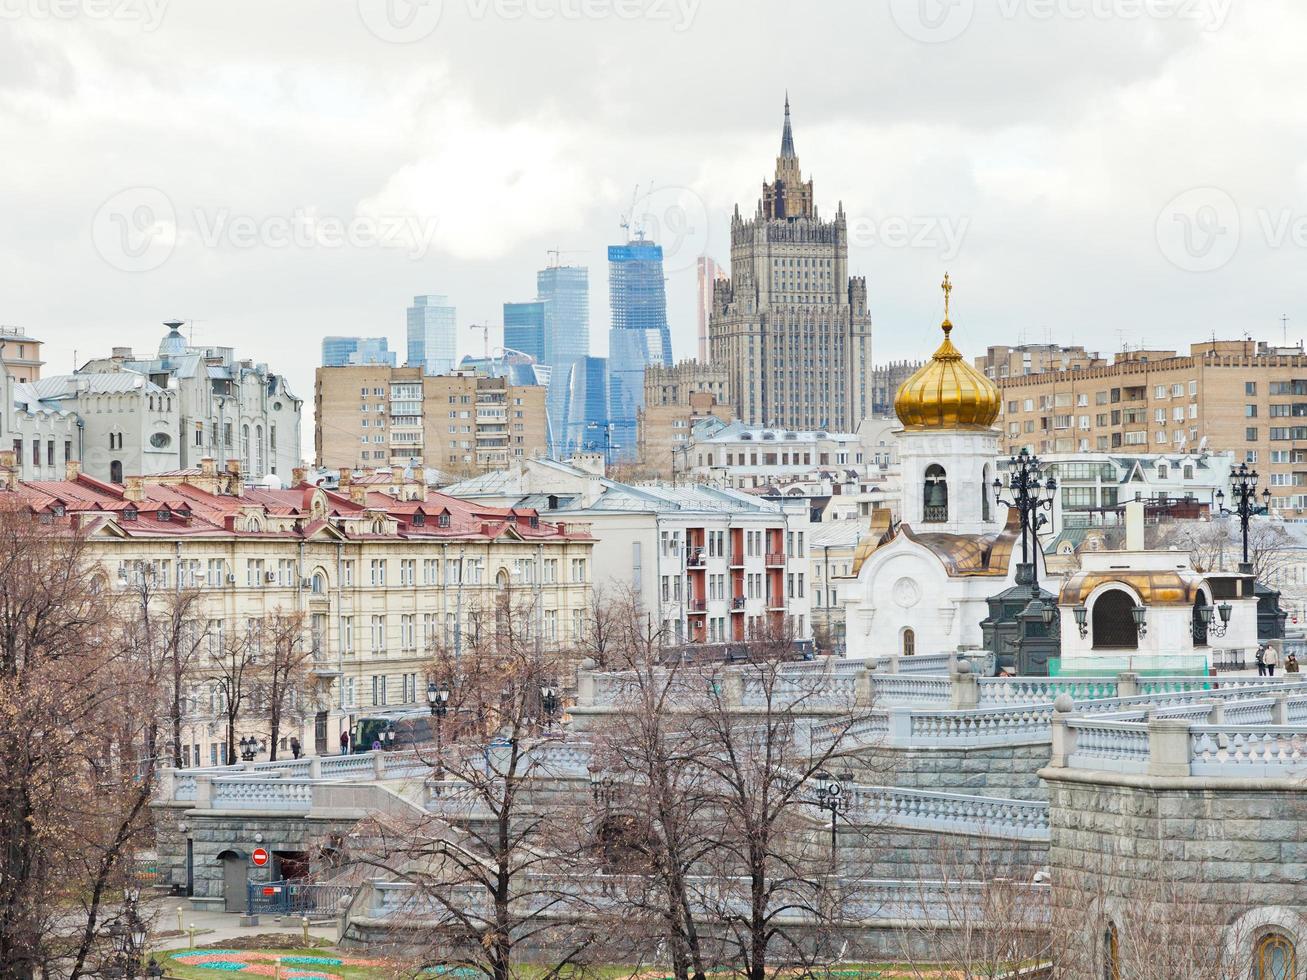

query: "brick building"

left=993, top=340, right=1307, bottom=515
left=314, top=365, right=548, bottom=476
left=637, top=361, right=734, bottom=479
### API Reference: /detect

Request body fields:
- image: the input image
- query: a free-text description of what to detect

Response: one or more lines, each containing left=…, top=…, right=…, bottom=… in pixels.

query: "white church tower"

left=893, top=273, right=1005, bottom=537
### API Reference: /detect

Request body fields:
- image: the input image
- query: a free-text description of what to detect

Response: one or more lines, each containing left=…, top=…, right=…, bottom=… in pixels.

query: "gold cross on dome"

left=941, top=272, right=953, bottom=321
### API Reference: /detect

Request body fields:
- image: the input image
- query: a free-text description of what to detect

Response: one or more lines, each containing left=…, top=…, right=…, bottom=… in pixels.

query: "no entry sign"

left=251, top=847, right=269, bottom=867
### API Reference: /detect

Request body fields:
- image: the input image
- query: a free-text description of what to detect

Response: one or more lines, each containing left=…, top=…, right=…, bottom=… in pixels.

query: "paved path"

left=144, top=899, right=341, bottom=952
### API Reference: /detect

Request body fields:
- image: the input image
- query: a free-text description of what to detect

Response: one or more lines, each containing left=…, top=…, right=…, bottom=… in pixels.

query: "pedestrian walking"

left=290, top=737, right=302, bottom=759
left=1264, top=643, right=1280, bottom=677
left=340, top=730, right=350, bottom=755
left=1256, top=643, right=1268, bottom=676
left=1286, top=652, right=1300, bottom=674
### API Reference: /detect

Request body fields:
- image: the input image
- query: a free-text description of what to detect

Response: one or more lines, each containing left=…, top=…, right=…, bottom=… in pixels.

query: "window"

left=1254, top=934, right=1296, bottom=980
left=571, top=558, right=587, bottom=583
left=923, top=464, right=948, bottom=523
left=1092, top=590, right=1139, bottom=649
left=1246, top=381, right=1258, bottom=395
left=1247, top=427, right=1260, bottom=441
left=902, top=628, right=915, bottom=657
left=1247, top=405, right=1259, bottom=417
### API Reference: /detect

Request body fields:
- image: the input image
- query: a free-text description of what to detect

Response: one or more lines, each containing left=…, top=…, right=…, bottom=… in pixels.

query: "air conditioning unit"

left=226, top=573, right=236, bottom=585
left=265, top=571, right=278, bottom=583
left=301, top=577, right=313, bottom=589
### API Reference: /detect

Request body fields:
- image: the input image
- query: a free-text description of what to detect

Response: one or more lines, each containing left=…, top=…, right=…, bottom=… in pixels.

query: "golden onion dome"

left=894, top=274, right=1001, bottom=431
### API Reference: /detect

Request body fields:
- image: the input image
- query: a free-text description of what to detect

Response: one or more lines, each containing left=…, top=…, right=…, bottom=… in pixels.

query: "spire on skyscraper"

left=780, top=93, right=796, bottom=159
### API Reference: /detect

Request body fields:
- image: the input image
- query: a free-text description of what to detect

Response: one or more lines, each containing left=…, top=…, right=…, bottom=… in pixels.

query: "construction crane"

left=619, top=181, right=656, bottom=242
left=546, top=247, right=585, bottom=267
left=468, top=324, right=494, bottom=364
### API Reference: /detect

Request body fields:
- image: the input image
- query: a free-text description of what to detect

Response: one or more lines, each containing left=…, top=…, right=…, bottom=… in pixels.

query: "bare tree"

left=253, top=607, right=312, bottom=761
left=1051, top=851, right=1259, bottom=980
left=0, top=508, right=164, bottom=978
left=590, top=597, right=716, bottom=980
left=342, top=594, right=603, bottom=979
left=577, top=584, right=631, bottom=670
left=1153, top=517, right=1293, bottom=580
left=207, top=617, right=259, bottom=764
left=688, top=625, right=874, bottom=980
left=896, top=841, right=1052, bottom=979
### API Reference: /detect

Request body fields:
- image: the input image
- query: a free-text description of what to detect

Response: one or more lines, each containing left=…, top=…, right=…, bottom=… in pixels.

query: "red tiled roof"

left=4, top=475, right=589, bottom=542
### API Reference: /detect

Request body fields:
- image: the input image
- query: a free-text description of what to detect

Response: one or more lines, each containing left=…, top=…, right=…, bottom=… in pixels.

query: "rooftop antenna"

left=1282, top=314, right=1290, bottom=346
left=468, top=324, right=493, bottom=364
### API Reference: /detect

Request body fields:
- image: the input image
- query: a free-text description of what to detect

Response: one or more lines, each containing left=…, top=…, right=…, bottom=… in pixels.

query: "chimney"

left=65, top=459, right=81, bottom=482
left=1125, top=499, right=1145, bottom=552
left=0, top=450, right=15, bottom=491
left=338, top=468, right=352, bottom=488
left=349, top=485, right=367, bottom=506
left=200, top=457, right=216, bottom=476
left=225, top=458, right=241, bottom=478
left=123, top=476, right=146, bottom=503
left=292, top=466, right=307, bottom=486
left=111, top=347, right=134, bottom=360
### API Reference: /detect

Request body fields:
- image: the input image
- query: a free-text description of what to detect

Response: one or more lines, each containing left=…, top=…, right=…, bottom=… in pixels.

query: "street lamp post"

left=426, top=680, right=450, bottom=757
left=105, top=886, right=148, bottom=979
left=813, top=771, right=852, bottom=868
left=1215, top=462, right=1273, bottom=575
left=539, top=685, right=559, bottom=732
left=238, top=736, right=259, bottom=763
left=993, top=449, right=1058, bottom=599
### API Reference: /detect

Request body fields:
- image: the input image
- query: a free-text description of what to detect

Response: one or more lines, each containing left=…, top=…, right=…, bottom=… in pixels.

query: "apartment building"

left=994, top=340, right=1307, bottom=516
left=975, top=343, right=1103, bottom=380
left=444, top=456, right=813, bottom=647
left=638, top=361, right=734, bottom=479
left=315, top=366, right=548, bottom=476
left=8, top=456, right=592, bottom=766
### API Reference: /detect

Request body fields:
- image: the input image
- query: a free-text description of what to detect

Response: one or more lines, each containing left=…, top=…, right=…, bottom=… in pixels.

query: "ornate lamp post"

left=813, top=771, right=852, bottom=867
left=993, top=449, right=1058, bottom=597
left=539, top=685, right=560, bottom=732
left=105, top=887, right=148, bottom=979
left=1215, top=462, right=1272, bottom=575
left=238, top=736, right=259, bottom=763
left=427, top=680, right=449, bottom=756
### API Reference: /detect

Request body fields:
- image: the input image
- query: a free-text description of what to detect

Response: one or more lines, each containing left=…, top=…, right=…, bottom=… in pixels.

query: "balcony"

left=688, top=598, right=707, bottom=613
left=687, top=550, right=706, bottom=568
left=766, top=594, right=785, bottom=610
left=765, top=552, right=785, bottom=566
left=730, top=597, right=746, bottom=611
left=729, top=553, right=744, bottom=568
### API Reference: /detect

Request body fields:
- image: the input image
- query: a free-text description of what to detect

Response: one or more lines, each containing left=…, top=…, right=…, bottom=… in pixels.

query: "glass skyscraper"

left=607, top=239, right=672, bottom=461
left=321, top=336, right=396, bottom=367
left=505, top=265, right=592, bottom=458
left=563, top=356, right=610, bottom=460
left=503, top=300, right=548, bottom=363
left=406, top=295, right=457, bottom=375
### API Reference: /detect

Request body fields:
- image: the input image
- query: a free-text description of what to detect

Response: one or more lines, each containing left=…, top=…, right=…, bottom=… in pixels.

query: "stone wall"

left=849, top=741, right=1051, bottom=802
left=1045, top=770, right=1307, bottom=974
left=839, top=824, right=1047, bottom=881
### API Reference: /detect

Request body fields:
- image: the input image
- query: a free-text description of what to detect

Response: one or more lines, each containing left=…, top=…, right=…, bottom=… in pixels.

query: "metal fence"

left=245, top=879, right=355, bottom=918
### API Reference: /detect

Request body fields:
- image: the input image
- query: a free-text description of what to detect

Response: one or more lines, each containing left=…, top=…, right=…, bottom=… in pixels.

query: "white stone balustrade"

left=835, top=784, right=1050, bottom=841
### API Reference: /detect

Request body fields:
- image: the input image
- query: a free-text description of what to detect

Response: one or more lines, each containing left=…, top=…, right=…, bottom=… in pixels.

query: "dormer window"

left=52, top=504, right=65, bottom=517
left=529, top=516, right=539, bottom=528
left=412, top=511, right=426, bottom=526
left=437, top=512, right=451, bottom=528
left=157, top=507, right=171, bottom=522
left=123, top=507, right=138, bottom=522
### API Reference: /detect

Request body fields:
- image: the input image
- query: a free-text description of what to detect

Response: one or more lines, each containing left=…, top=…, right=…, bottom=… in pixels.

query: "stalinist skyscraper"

left=709, top=98, right=873, bottom=430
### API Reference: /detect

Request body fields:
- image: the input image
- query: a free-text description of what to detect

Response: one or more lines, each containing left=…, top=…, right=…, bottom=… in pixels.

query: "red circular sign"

left=251, top=847, right=269, bottom=867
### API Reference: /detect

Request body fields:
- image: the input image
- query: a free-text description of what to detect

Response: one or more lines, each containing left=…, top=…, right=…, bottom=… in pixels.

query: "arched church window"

left=1092, top=590, right=1139, bottom=650
left=924, top=465, right=948, bottom=523
left=902, top=628, right=916, bottom=657
left=1103, top=922, right=1120, bottom=980
left=1255, top=933, right=1296, bottom=980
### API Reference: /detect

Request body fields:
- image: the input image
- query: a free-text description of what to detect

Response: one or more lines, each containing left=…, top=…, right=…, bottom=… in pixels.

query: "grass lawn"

left=158, top=949, right=969, bottom=980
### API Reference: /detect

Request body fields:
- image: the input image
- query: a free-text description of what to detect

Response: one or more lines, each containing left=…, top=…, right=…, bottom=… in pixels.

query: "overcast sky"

left=3, top=0, right=1306, bottom=457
